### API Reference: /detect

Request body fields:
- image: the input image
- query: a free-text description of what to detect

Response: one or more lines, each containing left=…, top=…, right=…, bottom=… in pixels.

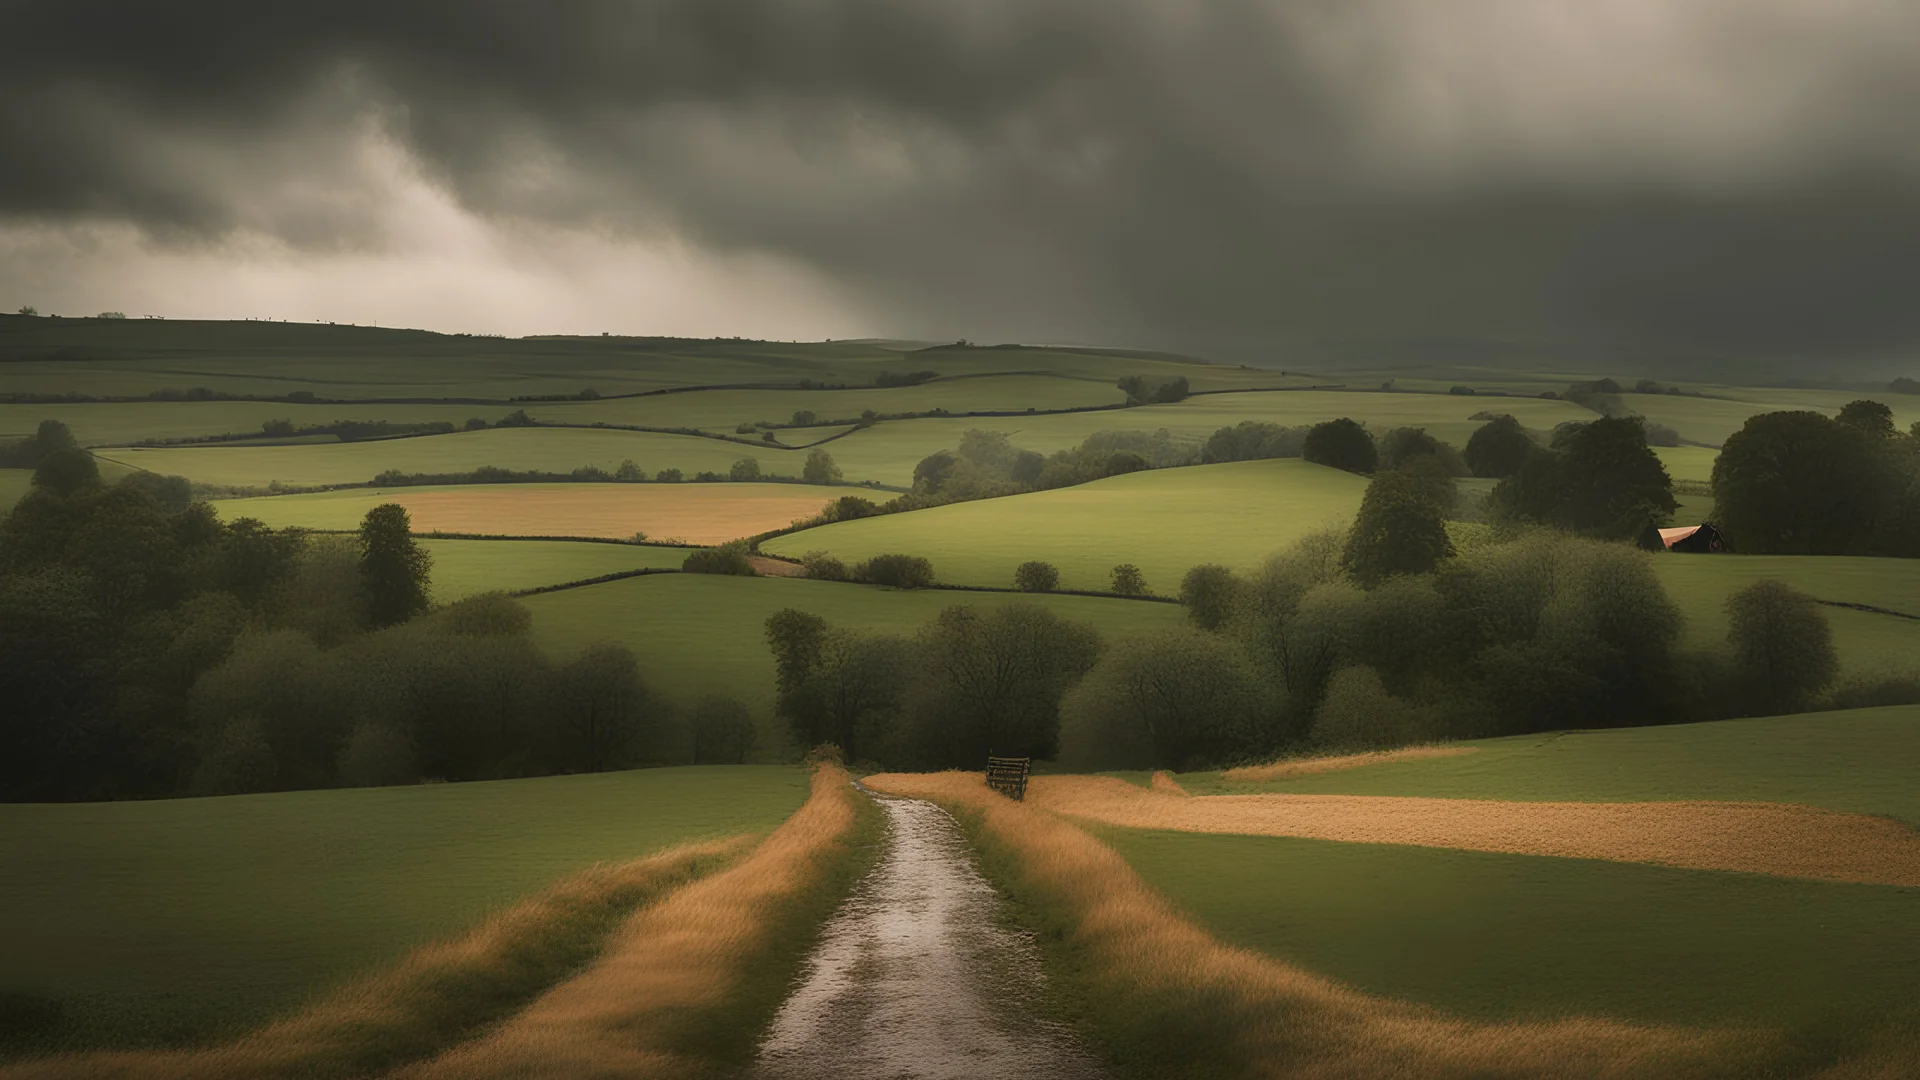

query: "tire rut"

left=752, top=793, right=1103, bottom=1080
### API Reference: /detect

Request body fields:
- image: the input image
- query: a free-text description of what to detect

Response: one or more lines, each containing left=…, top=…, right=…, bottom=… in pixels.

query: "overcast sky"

left=5, top=0, right=1920, bottom=370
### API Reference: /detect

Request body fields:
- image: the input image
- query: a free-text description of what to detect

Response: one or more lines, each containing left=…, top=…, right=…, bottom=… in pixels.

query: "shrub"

left=824, top=495, right=878, bottom=522
left=1311, top=666, right=1431, bottom=749
left=496, top=409, right=534, bottom=427
left=1464, top=415, right=1534, bottom=478
left=791, top=409, right=818, bottom=426
left=800, top=550, right=849, bottom=581
left=655, top=468, right=683, bottom=482
left=682, top=543, right=757, bottom=576
left=729, top=457, right=762, bottom=482
left=1110, top=563, right=1149, bottom=596
left=803, top=449, right=842, bottom=485
left=856, top=553, right=935, bottom=589
left=464, top=417, right=488, bottom=431
left=1014, top=561, right=1060, bottom=593
left=1301, top=418, right=1377, bottom=474
left=1179, top=564, right=1242, bottom=630
left=1059, top=629, right=1270, bottom=770
left=1727, top=580, right=1837, bottom=715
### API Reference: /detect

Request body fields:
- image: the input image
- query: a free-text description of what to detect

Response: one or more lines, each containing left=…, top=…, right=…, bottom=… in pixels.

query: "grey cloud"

left=6, top=0, right=1920, bottom=366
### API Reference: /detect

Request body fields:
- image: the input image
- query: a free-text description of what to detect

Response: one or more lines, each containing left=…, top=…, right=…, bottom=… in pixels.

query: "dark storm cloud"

left=7, top=0, right=1920, bottom=364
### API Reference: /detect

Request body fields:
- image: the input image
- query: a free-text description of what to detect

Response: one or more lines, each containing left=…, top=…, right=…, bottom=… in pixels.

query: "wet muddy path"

left=753, top=793, right=1103, bottom=1080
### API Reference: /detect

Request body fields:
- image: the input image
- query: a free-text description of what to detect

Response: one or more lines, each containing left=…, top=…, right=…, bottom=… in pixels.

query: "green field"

left=1103, top=828, right=1920, bottom=1030
left=1182, top=705, right=1920, bottom=824
left=765, top=459, right=1369, bottom=591
left=421, top=539, right=688, bottom=601
left=0, top=766, right=810, bottom=1050
left=522, top=573, right=1188, bottom=720
left=1652, top=555, right=1920, bottom=673
left=1651, top=445, right=1718, bottom=483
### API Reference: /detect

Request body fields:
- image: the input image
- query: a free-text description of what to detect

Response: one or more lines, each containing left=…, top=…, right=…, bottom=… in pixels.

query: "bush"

left=682, top=543, right=757, bottom=576
left=1179, top=564, right=1241, bottom=630
left=1311, top=666, right=1431, bottom=749
left=1013, top=560, right=1060, bottom=592
left=800, top=550, right=848, bottom=581
left=1110, top=563, right=1149, bottom=596
left=802, top=449, right=842, bottom=485
left=824, top=495, right=878, bottom=522
left=729, top=457, right=762, bottom=481
left=1059, top=629, right=1271, bottom=770
left=1727, top=580, right=1837, bottom=715
left=856, top=553, right=935, bottom=589
left=655, top=468, right=683, bottom=482
left=791, top=410, right=818, bottom=426
left=1301, top=418, right=1377, bottom=474
left=1463, top=415, right=1534, bottom=478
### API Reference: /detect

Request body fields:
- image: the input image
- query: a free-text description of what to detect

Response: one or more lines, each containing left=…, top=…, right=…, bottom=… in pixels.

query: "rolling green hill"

left=1106, top=827, right=1920, bottom=1031
left=763, top=459, right=1371, bottom=592
left=0, top=766, right=809, bottom=1051
left=1183, top=705, right=1920, bottom=825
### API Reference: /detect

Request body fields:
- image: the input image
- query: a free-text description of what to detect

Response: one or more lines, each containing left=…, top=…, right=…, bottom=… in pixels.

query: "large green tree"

left=1726, top=580, right=1837, bottom=715
left=1491, top=416, right=1676, bottom=539
left=1302, top=418, right=1377, bottom=474
left=358, top=503, right=432, bottom=628
left=1341, top=471, right=1455, bottom=587
left=1712, top=411, right=1898, bottom=554
left=1464, top=414, right=1534, bottom=478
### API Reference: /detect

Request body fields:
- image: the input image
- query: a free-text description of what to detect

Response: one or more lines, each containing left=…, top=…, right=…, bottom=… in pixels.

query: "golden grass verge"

left=1028, top=776, right=1920, bottom=887
left=1149, top=771, right=1189, bottom=796
left=1220, top=745, right=1477, bottom=784
left=388, top=763, right=860, bottom=1080
left=866, top=770, right=1788, bottom=1080
left=0, top=838, right=752, bottom=1080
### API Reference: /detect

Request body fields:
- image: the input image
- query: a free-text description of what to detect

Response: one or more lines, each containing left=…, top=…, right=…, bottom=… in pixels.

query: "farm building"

left=1655, top=523, right=1728, bottom=553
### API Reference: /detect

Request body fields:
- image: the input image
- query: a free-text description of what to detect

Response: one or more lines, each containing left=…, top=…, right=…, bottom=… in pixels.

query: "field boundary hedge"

left=509, top=566, right=684, bottom=597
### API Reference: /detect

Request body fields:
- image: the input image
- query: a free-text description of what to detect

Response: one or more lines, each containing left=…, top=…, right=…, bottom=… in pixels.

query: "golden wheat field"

left=1026, top=776, right=1920, bottom=887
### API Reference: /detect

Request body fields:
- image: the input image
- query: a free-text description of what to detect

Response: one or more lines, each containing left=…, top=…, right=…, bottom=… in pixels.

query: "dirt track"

left=1033, top=776, right=1920, bottom=887
left=753, top=795, right=1102, bottom=1080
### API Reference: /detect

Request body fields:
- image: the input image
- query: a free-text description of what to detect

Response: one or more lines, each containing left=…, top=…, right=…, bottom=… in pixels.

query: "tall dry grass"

left=1220, top=745, right=1477, bottom=784
left=1, top=838, right=751, bottom=1080
left=388, top=763, right=864, bottom=1080
left=1029, top=775, right=1920, bottom=886
left=867, top=770, right=1908, bottom=1080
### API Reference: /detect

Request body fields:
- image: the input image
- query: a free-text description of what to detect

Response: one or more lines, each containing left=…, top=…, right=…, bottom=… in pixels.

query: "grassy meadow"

left=1182, top=705, right=1920, bottom=824
left=419, top=539, right=689, bottom=601
left=1103, top=827, right=1920, bottom=1031
left=764, top=459, right=1370, bottom=591
left=0, top=766, right=810, bottom=1053
left=1651, top=555, right=1920, bottom=672
left=215, top=482, right=846, bottom=544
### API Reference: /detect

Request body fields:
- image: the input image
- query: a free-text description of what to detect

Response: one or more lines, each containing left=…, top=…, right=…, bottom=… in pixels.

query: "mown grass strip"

left=390, top=763, right=883, bottom=1079
left=0, top=838, right=753, bottom=1080
left=864, top=771, right=1913, bottom=1080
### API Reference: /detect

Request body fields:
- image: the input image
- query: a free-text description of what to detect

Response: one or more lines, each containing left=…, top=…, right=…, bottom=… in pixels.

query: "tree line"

left=0, top=426, right=754, bottom=801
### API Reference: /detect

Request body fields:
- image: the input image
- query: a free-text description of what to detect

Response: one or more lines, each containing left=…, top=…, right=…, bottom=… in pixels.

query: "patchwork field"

left=1104, top=828, right=1920, bottom=1030
left=0, top=766, right=810, bottom=1052
left=764, top=459, right=1370, bottom=591
left=1183, top=705, right=1920, bottom=824
left=522, top=573, right=1188, bottom=717
left=214, top=482, right=846, bottom=544
left=418, top=539, right=690, bottom=601
left=1652, top=554, right=1920, bottom=672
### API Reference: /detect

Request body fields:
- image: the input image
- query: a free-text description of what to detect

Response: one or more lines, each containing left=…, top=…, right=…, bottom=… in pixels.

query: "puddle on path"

left=753, top=793, right=1104, bottom=1080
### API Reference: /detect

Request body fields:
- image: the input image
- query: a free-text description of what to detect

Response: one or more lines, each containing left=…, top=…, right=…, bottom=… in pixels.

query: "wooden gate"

left=985, top=756, right=1031, bottom=801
